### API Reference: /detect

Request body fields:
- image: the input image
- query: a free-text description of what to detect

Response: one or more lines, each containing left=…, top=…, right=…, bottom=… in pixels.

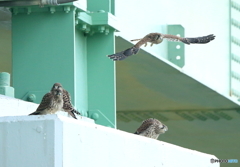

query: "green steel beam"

left=87, top=31, right=116, bottom=128
left=11, top=1, right=118, bottom=126
left=75, top=10, right=119, bottom=35
left=74, top=27, right=88, bottom=117
left=79, top=0, right=117, bottom=127
left=12, top=6, right=78, bottom=106
left=167, top=25, right=185, bottom=68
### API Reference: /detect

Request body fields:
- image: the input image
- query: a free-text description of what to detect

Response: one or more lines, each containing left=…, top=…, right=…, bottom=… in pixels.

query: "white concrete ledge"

left=0, top=95, right=85, bottom=120
left=0, top=115, right=219, bottom=167
left=0, top=94, right=38, bottom=116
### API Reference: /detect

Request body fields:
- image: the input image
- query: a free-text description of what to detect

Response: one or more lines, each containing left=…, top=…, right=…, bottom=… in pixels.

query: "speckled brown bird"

left=107, top=33, right=215, bottom=61
left=134, top=118, right=168, bottom=139
left=29, top=83, right=64, bottom=116
left=62, top=89, right=81, bottom=119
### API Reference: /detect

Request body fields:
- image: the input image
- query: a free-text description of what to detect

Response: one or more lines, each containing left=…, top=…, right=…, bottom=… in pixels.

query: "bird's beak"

left=163, top=125, right=168, bottom=131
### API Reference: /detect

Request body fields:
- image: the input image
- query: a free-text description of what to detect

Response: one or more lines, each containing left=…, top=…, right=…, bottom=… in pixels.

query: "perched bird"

left=107, top=33, right=215, bottom=61
left=134, top=118, right=168, bottom=139
left=62, top=89, right=81, bottom=119
left=29, top=83, right=64, bottom=116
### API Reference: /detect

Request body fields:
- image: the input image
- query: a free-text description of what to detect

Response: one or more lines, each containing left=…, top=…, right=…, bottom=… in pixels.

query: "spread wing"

left=107, top=33, right=215, bottom=61
left=180, top=34, right=215, bottom=44
left=162, top=34, right=215, bottom=44
left=107, top=33, right=161, bottom=61
left=162, top=34, right=181, bottom=42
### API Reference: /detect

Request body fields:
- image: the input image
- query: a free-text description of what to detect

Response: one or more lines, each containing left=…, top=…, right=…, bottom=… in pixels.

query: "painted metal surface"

left=87, top=31, right=116, bottom=128
left=0, top=115, right=219, bottom=167
left=10, top=2, right=118, bottom=126
left=167, top=25, right=185, bottom=68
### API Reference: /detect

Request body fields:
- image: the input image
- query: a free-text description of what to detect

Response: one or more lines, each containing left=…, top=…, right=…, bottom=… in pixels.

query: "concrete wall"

left=0, top=95, right=218, bottom=167
left=0, top=114, right=219, bottom=167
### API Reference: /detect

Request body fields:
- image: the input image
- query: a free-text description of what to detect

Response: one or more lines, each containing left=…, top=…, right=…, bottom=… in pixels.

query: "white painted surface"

left=0, top=95, right=89, bottom=121
left=115, top=0, right=230, bottom=97
left=0, top=94, right=38, bottom=116
left=0, top=115, right=219, bottom=167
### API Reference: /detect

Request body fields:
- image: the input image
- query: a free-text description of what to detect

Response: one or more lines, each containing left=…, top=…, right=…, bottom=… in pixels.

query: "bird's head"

left=154, top=34, right=163, bottom=44
left=157, top=124, right=168, bottom=134
left=51, top=83, right=64, bottom=97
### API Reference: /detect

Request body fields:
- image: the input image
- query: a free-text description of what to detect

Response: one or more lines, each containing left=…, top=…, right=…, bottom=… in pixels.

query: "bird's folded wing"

left=35, top=92, right=53, bottom=111
left=134, top=119, right=155, bottom=134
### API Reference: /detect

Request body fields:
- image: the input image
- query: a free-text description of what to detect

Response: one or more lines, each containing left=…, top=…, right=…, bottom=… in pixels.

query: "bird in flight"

left=29, top=83, right=64, bottom=116
left=107, top=33, right=215, bottom=61
left=134, top=118, right=168, bottom=140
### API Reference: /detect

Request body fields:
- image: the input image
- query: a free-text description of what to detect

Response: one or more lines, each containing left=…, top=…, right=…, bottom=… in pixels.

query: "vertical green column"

left=86, top=0, right=116, bottom=127
left=74, top=28, right=88, bottom=116
left=12, top=6, right=88, bottom=115
left=87, top=31, right=116, bottom=128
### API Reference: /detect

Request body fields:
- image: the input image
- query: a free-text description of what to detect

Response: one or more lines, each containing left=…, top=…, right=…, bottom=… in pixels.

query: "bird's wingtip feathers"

left=107, top=47, right=140, bottom=61
left=107, top=51, right=126, bottom=61
left=107, top=51, right=129, bottom=61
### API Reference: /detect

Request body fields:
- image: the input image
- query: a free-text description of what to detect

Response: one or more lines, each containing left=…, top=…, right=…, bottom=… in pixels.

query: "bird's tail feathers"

left=73, top=109, right=81, bottom=115
left=67, top=110, right=77, bottom=119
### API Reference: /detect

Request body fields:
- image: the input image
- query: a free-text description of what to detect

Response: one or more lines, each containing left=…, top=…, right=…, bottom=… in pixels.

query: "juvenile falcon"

left=134, top=118, right=168, bottom=140
left=62, top=88, right=81, bottom=119
left=29, top=83, right=64, bottom=116
left=107, top=33, right=215, bottom=61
